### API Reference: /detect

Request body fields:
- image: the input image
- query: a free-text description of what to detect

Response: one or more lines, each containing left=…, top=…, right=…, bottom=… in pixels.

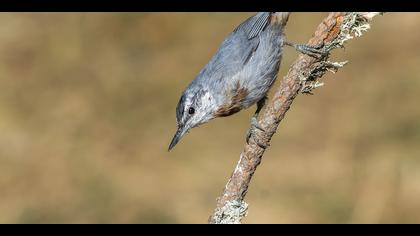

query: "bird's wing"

left=234, top=12, right=272, bottom=39
left=199, top=12, right=273, bottom=81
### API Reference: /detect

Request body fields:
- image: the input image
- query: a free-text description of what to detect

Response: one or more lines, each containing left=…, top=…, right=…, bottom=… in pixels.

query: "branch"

left=209, top=12, right=383, bottom=224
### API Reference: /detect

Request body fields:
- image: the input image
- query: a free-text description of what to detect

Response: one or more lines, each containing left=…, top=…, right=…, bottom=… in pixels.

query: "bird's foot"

left=246, top=116, right=267, bottom=149
left=285, top=41, right=329, bottom=59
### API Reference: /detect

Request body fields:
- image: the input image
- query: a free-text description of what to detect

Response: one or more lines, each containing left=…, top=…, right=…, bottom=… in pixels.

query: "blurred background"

left=0, top=13, right=419, bottom=223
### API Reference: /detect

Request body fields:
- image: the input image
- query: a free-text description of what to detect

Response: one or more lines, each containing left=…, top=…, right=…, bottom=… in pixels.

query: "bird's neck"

left=201, top=88, right=220, bottom=120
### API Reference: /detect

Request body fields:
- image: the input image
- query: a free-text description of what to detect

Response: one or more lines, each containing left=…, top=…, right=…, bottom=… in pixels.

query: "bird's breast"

left=214, top=81, right=249, bottom=117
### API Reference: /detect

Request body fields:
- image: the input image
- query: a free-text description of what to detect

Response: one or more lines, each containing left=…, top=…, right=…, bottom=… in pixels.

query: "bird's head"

left=168, top=86, right=215, bottom=151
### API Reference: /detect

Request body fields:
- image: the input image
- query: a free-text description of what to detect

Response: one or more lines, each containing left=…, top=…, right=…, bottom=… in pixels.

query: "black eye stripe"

left=176, top=94, right=186, bottom=123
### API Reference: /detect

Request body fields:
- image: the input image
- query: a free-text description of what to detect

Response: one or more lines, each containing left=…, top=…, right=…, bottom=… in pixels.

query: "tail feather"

left=270, top=12, right=290, bottom=26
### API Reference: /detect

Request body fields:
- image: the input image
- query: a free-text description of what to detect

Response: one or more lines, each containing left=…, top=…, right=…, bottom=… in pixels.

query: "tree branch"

left=209, top=12, right=383, bottom=224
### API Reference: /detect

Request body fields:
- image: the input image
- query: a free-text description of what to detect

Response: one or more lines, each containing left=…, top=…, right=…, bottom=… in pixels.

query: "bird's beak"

left=168, top=125, right=188, bottom=151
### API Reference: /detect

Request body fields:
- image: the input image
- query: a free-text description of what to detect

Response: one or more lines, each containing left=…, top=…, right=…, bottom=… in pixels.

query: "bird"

left=168, top=12, right=326, bottom=151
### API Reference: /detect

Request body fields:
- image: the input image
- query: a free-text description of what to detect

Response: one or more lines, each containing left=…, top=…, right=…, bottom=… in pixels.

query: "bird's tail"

left=270, top=12, right=290, bottom=26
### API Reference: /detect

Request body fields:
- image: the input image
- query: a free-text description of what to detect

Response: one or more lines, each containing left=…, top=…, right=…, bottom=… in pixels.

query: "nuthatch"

left=169, top=12, right=326, bottom=151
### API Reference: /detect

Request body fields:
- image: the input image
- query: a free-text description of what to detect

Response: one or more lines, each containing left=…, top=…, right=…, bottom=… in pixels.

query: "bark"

left=209, top=12, right=382, bottom=224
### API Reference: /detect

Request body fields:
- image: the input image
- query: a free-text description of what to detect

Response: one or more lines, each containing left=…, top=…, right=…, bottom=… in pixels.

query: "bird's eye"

left=188, top=107, right=195, bottom=115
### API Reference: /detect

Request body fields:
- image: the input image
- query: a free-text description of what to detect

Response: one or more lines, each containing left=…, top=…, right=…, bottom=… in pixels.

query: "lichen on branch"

left=209, top=12, right=383, bottom=224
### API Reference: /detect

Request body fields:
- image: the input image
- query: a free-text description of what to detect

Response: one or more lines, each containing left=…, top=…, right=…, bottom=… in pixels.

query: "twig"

left=208, top=12, right=383, bottom=224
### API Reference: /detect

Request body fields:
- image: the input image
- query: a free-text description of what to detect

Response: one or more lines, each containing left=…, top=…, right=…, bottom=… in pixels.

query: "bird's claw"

left=246, top=116, right=267, bottom=149
left=285, top=41, right=329, bottom=59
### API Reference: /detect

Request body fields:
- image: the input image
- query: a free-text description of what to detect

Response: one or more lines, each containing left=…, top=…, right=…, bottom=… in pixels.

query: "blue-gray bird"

left=169, top=12, right=325, bottom=151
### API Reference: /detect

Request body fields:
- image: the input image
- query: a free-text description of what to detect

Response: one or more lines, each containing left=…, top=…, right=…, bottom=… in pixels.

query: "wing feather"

left=200, top=12, right=273, bottom=81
